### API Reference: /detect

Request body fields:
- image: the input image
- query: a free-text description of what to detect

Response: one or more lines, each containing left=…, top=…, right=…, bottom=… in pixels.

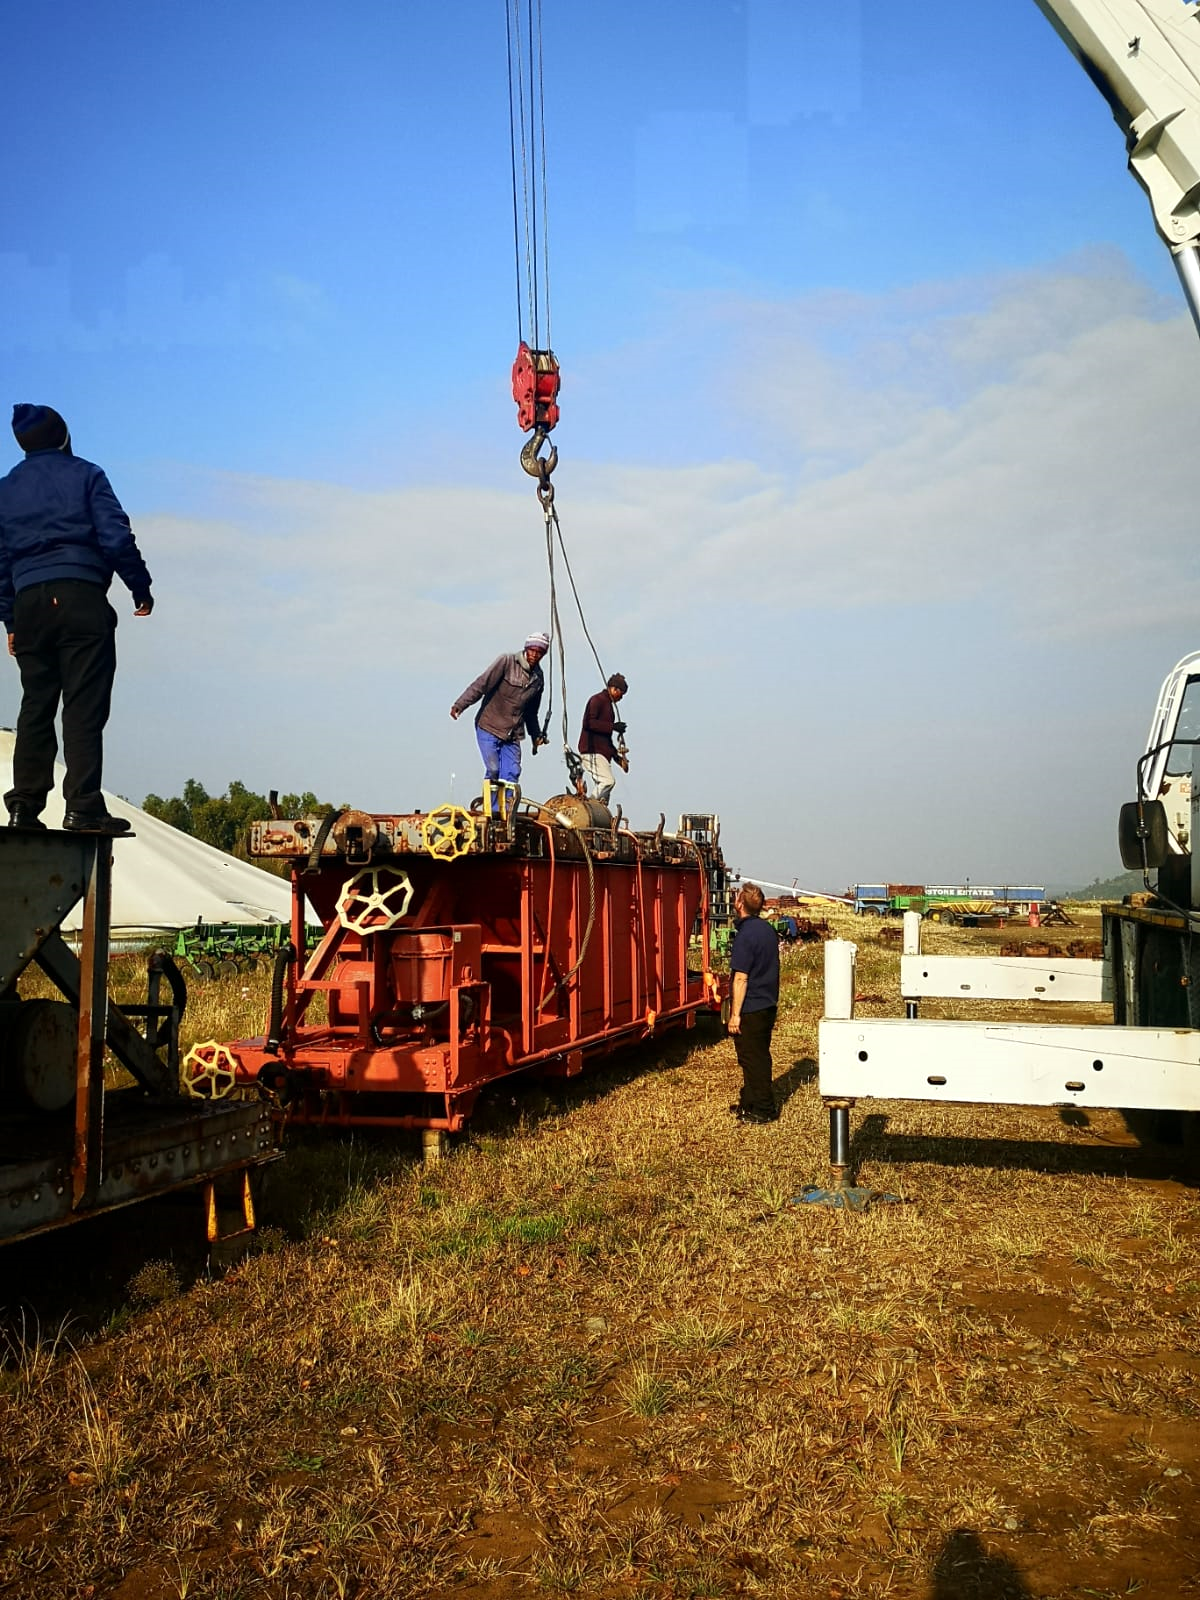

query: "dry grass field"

left=2, top=906, right=1198, bottom=1599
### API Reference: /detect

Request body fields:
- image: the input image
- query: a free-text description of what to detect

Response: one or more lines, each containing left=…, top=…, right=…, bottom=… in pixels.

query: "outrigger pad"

left=790, top=1184, right=902, bottom=1212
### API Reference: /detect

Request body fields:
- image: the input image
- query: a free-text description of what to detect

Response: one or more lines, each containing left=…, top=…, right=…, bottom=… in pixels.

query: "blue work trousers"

left=475, top=728, right=522, bottom=786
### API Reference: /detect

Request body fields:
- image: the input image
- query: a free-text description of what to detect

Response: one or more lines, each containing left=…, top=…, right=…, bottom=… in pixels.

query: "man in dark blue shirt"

left=1, top=405, right=154, bottom=833
left=728, top=882, right=780, bottom=1122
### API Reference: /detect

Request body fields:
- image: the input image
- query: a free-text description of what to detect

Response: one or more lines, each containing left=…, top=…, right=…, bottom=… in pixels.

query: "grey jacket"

left=453, top=653, right=544, bottom=741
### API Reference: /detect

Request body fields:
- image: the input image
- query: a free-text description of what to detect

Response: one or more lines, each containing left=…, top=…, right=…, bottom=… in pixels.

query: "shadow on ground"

left=851, top=1111, right=1198, bottom=1185
left=468, top=1012, right=727, bottom=1134
left=929, top=1529, right=1032, bottom=1599
left=775, top=1056, right=817, bottom=1106
left=0, top=1129, right=416, bottom=1341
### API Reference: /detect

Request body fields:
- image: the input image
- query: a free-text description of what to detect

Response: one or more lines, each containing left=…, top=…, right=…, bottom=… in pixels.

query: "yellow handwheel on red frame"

left=422, top=805, right=477, bottom=860
left=182, top=1041, right=240, bottom=1099
left=337, top=867, right=415, bottom=932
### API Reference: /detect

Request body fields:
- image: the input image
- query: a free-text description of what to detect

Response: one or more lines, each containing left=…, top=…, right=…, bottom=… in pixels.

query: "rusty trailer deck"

left=1, top=829, right=279, bottom=1248
left=0, top=1092, right=275, bottom=1243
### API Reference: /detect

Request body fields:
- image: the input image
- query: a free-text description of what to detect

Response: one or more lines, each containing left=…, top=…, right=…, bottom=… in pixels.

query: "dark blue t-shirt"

left=730, top=915, right=780, bottom=1013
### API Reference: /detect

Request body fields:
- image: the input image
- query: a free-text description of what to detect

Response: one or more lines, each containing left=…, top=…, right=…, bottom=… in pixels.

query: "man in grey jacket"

left=451, top=631, right=549, bottom=793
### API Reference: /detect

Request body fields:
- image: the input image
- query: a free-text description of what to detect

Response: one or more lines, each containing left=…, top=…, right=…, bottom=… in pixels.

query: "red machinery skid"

left=220, top=799, right=723, bottom=1130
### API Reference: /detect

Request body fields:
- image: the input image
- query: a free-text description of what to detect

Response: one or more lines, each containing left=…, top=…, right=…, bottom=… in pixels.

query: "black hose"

left=305, top=808, right=343, bottom=875
left=264, top=942, right=296, bottom=1057
left=370, top=1000, right=450, bottom=1046
left=148, top=951, right=188, bottom=1047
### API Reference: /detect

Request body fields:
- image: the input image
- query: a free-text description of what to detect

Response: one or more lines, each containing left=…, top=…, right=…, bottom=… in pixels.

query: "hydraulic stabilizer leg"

left=1175, top=244, right=1200, bottom=339
left=829, top=1100, right=852, bottom=1187
left=793, top=1100, right=901, bottom=1213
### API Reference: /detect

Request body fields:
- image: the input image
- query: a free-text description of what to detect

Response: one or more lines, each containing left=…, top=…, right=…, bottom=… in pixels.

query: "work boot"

left=728, top=1102, right=778, bottom=1124
left=63, top=811, right=132, bottom=836
left=7, top=804, right=47, bottom=830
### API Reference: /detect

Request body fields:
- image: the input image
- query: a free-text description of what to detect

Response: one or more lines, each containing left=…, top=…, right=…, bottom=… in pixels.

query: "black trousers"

left=5, top=580, right=118, bottom=818
left=734, top=1005, right=777, bottom=1117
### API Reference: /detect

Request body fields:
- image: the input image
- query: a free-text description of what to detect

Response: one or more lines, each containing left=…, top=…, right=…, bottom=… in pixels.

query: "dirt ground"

left=1, top=906, right=1198, bottom=1599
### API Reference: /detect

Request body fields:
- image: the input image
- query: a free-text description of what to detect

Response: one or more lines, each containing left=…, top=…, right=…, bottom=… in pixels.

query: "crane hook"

left=521, top=426, right=558, bottom=481
left=521, top=427, right=558, bottom=508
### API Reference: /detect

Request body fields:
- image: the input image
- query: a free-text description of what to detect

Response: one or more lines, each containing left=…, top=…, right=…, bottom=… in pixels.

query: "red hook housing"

left=512, top=341, right=561, bottom=432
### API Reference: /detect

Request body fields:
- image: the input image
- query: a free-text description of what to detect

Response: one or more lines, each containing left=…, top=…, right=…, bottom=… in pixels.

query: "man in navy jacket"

left=727, top=882, right=781, bottom=1122
left=1, top=405, right=154, bottom=833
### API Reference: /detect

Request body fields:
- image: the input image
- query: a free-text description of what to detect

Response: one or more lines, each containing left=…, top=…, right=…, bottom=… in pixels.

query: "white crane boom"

left=1035, top=0, right=1200, bottom=329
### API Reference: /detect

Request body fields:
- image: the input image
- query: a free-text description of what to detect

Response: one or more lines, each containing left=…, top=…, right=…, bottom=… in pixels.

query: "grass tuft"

left=126, top=1257, right=182, bottom=1306
left=617, top=1359, right=675, bottom=1419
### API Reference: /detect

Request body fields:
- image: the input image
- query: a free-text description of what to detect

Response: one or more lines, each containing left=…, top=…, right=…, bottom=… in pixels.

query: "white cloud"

left=83, top=256, right=1197, bottom=887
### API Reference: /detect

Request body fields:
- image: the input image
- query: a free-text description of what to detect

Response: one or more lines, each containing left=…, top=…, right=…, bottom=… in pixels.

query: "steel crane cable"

left=539, top=495, right=609, bottom=791
left=505, top=0, right=550, bottom=351
left=548, top=499, right=605, bottom=681
left=539, top=503, right=570, bottom=753
left=505, top=0, right=534, bottom=341
left=535, top=488, right=606, bottom=721
left=507, top=0, right=611, bottom=785
left=532, top=817, right=597, bottom=1006
left=533, top=0, right=551, bottom=351
left=559, top=828, right=598, bottom=989
left=551, top=526, right=568, bottom=755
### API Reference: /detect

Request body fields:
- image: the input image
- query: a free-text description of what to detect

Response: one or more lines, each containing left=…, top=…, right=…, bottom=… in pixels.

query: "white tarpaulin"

left=0, top=730, right=293, bottom=931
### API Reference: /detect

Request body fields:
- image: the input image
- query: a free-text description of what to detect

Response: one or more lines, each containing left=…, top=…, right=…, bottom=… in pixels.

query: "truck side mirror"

left=1118, top=799, right=1170, bottom=871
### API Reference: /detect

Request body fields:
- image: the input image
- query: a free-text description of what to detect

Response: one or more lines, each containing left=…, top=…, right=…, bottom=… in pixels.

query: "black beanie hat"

left=12, top=404, right=69, bottom=453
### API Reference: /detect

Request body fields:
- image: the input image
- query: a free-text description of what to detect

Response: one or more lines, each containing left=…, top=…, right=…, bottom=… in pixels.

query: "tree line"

left=142, top=779, right=336, bottom=862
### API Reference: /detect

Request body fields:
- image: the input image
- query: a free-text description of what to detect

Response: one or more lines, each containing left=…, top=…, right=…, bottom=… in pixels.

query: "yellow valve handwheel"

left=337, top=867, right=415, bottom=932
left=422, top=804, right=477, bottom=861
left=182, top=1041, right=240, bottom=1100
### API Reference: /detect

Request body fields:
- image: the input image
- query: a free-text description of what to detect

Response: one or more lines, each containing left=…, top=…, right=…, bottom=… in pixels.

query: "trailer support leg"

left=204, top=1169, right=258, bottom=1244
left=422, top=1129, right=449, bottom=1165
left=791, top=1098, right=902, bottom=1213
left=73, top=841, right=108, bottom=1210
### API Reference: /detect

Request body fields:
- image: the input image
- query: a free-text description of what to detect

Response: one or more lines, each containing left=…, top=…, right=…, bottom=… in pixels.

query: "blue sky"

left=3, top=1, right=1198, bottom=889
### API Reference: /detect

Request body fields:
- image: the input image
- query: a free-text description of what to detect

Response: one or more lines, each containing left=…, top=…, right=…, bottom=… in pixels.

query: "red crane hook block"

left=512, top=342, right=561, bottom=432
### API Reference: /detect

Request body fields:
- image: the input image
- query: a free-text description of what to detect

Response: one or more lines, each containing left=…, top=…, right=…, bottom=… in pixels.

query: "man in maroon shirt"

left=577, top=673, right=628, bottom=804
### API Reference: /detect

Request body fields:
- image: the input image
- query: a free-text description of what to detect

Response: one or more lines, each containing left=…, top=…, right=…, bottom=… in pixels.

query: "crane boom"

left=1034, top=0, right=1200, bottom=330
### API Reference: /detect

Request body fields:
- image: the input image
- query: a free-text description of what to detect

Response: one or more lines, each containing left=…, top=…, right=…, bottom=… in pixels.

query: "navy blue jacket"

left=0, top=449, right=152, bottom=632
left=730, top=915, right=781, bottom=1013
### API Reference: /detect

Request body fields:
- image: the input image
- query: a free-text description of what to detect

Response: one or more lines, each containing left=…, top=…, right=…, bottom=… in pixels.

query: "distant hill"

left=1062, top=869, right=1148, bottom=901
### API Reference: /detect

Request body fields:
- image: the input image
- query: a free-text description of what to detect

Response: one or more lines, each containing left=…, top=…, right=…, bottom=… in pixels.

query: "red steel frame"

left=226, top=814, right=720, bottom=1130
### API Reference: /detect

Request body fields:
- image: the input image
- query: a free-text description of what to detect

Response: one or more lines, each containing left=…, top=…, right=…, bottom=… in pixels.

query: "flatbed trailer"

left=0, top=830, right=276, bottom=1246
left=207, top=795, right=723, bottom=1136
left=1106, top=900, right=1200, bottom=1029
left=817, top=898, right=1198, bottom=1193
